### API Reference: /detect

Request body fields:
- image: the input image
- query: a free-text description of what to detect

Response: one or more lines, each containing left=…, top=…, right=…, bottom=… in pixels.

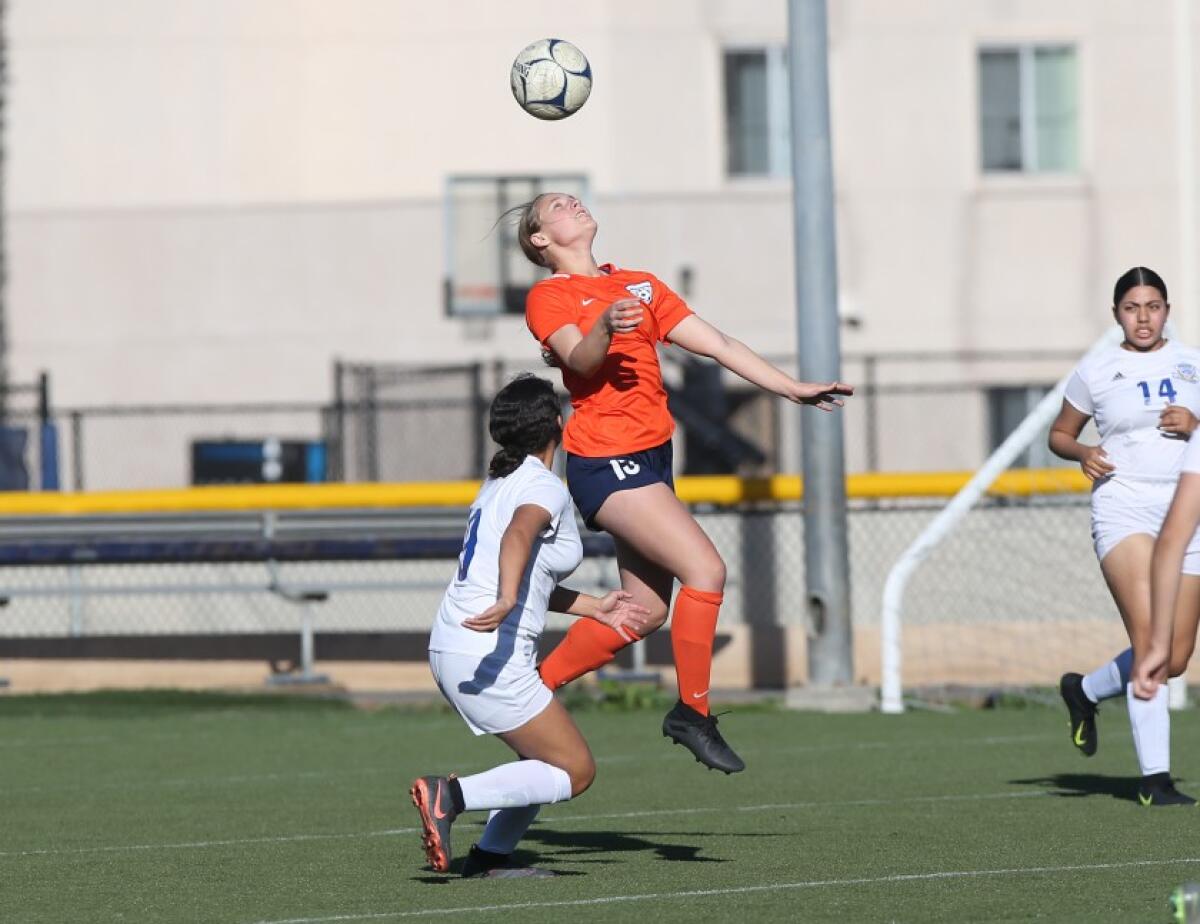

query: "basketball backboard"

left=444, top=174, right=589, bottom=316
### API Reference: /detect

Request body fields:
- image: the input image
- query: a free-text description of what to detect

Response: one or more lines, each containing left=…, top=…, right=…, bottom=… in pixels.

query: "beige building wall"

left=6, top=0, right=1197, bottom=484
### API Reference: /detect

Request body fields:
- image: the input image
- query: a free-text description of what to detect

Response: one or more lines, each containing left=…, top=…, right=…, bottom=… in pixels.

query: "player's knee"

left=683, top=553, right=726, bottom=593
left=569, top=753, right=596, bottom=796
left=1169, top=648, right=1194, bottom=678
left=708, top=555, right=727, bottom=591
left=642, top=602, right=669, bottom=633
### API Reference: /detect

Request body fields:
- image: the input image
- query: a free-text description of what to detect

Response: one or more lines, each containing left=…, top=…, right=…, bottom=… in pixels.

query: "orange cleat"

left=409, top=775, right=458, bottom=872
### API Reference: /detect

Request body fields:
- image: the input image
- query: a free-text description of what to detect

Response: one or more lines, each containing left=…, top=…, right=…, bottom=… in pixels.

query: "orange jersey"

left=525, top=264, right=694, bottom=457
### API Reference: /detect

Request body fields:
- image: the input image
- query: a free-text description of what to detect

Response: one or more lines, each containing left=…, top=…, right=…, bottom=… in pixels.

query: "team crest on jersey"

left=625, top=281, right=653, bottom=305
left=1176, top=363, right=1198, bottom=383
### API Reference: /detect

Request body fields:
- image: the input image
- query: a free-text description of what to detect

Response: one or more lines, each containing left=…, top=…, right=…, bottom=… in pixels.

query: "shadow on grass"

left=413, top=866, right=586, bottom=885
left=522, top=826, right=729, bottom=864
left=413, top=827, right=734, bottom=883
left=1009, top=773, right=1137, bottom=802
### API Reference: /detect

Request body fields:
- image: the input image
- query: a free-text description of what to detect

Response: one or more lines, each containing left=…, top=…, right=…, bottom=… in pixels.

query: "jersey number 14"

left=1136, top=378, right=1177, bottom=404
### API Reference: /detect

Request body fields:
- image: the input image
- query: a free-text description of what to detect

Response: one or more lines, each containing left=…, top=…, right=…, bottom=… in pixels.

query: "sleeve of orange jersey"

left=525, top=282, right=576, bottom=346
left=650, top=275, right=694, bottom=342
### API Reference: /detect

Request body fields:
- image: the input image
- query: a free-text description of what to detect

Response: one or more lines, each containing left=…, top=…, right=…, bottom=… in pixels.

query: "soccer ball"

left=510, top=39, right=592, bottom=120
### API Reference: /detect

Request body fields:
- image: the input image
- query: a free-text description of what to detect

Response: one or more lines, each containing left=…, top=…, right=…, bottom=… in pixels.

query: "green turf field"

left=3, top=690, right=1199, bottom=923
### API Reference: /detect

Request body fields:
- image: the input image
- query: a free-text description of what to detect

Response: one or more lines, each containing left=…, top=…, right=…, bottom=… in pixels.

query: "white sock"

left=1081, top=648, right=1133, bottom=703
left=457, top=760, right=573, bottom=812
left=1127, top=682, right=1171, bottom=776
left=477, top=805, right=541, bottom=855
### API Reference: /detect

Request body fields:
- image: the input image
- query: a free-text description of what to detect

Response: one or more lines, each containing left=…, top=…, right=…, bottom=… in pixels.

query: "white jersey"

left=428, top=456, right=583, bottom=658
left=1064, top=340, right=1200, bottom=483
left=1182, top=430, right=1200, bottom=476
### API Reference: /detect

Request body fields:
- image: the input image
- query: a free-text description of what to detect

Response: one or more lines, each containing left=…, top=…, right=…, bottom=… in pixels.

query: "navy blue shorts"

left=566, top=441, right=675, bottom=531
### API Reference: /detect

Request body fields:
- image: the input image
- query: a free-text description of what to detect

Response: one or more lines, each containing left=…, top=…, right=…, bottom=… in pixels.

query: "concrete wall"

left=7, top=0, right=1197, bottom=481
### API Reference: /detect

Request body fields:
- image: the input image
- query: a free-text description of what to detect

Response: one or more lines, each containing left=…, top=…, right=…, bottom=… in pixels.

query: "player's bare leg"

left=454, top=699, right=593, bottom=878
left=1099, top=534, right=1154, bottom=654
left=1167, top=574, right=1200, bottom=679
left=596, top=483, right=744, bottom=773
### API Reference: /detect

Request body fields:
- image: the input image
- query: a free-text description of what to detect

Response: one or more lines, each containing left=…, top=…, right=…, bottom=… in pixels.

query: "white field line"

left=0, top=828, right=420, bottom=858
left=6, top=766, right=396, bottom=796
left=1, top=731, right=1061, bottom=794
left=248, top=856, right=1200, bottom=924
left=547, top=789, right=1051, bottom=824
left=0, top=790, right=1051, bottom=859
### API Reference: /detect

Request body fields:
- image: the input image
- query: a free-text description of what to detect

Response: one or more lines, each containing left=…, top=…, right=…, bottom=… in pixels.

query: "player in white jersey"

left=409, top=374, right=653, bottom=877
left=1050, top=266, right=1200, bottom=805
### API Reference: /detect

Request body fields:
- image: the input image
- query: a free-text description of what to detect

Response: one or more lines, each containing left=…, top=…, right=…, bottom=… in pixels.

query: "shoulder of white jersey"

left=471, top=476, right=499, bottom=505
left=1173, top=340, right=1200, bottom=361
left=511, top=458, right=568, bottom=494
left=528, top=464, right=570, bottom=499
left=1086, top=340, right=1133, bottom=368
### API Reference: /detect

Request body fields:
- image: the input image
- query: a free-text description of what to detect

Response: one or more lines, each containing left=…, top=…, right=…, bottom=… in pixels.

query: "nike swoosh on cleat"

left=1073, top=724, right=1087, bottom=747
left=1138, top=792, right=1153, bottom=807
left=582, top=298, right=595, bottom=305
left=432, top=784, right=448, bottom=820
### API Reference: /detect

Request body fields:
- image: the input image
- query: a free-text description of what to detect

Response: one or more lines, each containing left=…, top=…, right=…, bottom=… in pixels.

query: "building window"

left=986, top=385, right=1069, bottom=469
left=979, top=45, right=1078, bottom=173
left=724, top=48, right=790, bottom=177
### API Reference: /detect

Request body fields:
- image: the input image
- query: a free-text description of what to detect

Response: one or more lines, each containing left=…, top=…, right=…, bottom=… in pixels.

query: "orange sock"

left=671, top=585, right=723, bottom=715
left=538, top=619, right=640, bottom=690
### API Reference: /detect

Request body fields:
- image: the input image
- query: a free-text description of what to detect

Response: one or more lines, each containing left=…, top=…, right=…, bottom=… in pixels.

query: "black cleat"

left=662, top=700, right=745, bottom=774
left=1137, top=772, right=1197, bottom=807
left=1059, top=672, right=1098, bottom=757
left=461, top=844, right=556, bottom=879
left=409, top=775, right=457, bottom=872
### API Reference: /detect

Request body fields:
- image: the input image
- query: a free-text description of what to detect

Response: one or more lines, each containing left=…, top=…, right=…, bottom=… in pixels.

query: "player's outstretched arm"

left=548, top=587, right=653, bottom=638
left=666, top=315, right=852, bottom=411
left=462, top=504, right=551, bottom=632
left=1136, top=473, right=1200, bottom=697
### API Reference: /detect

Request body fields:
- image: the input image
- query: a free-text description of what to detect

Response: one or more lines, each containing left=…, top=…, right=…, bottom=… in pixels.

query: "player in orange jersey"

left=511, top=192, right=852, bottom=773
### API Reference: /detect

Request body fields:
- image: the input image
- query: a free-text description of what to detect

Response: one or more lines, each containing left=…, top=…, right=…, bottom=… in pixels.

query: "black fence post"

left=365, top=366, right=380, bottom=482
left=70, top=411, right=83, bottom=491
left=863, top=354, right=878, bottom=471
left=37, top=371, right=60, bottom=490
left=330, top=359, right=346, bottom=482
left=470, top=362, right=485, bottom=478
left=37, top=371, right=49, bottom=424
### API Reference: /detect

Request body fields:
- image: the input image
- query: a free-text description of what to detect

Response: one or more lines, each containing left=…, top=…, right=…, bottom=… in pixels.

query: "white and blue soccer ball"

left=510, top=39, right=592, bottom=120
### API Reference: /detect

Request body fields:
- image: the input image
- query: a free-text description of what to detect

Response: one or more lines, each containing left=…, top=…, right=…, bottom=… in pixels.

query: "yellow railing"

left=0, top=468, right=1091, bottom=516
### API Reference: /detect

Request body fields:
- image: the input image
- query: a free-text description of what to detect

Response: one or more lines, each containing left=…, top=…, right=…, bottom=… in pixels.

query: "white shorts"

left=1091, top=478, right=1200, bottom=574
left=429, top=646, right=553, bottom=736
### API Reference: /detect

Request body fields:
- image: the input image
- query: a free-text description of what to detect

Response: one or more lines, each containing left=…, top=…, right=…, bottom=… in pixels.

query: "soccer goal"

left=878, top=327, right=1188, bottom=713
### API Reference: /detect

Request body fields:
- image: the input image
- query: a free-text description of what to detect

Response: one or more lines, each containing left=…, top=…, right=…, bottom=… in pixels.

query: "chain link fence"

left=0, top=493, right=1112, bottom=693
left=31, top=349, right=1081, bottom=491
left=0, top=349, right=1118, bottom=694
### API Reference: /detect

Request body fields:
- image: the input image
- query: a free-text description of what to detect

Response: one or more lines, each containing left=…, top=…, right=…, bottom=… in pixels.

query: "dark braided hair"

left=487, top=374, right=562, bottom=478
